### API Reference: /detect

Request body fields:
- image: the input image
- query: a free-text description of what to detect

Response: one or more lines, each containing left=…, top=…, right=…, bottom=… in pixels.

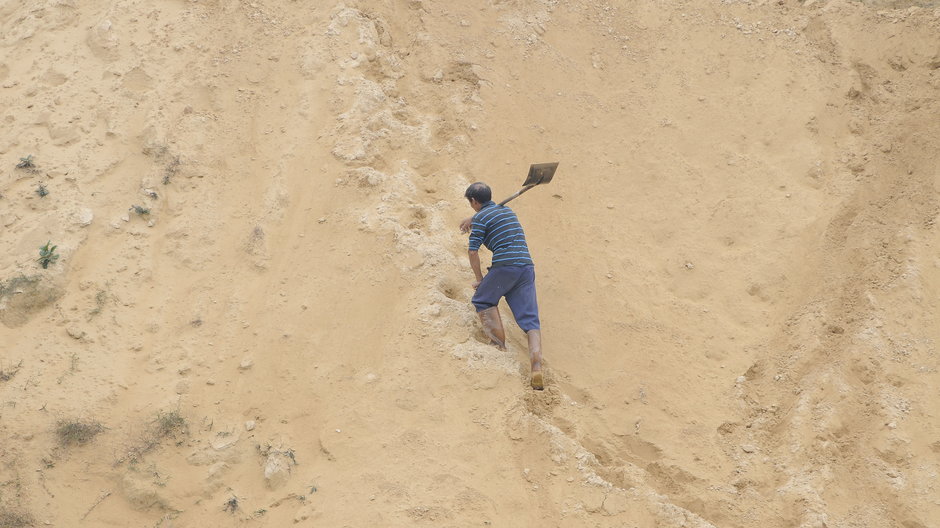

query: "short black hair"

left=464, top=182, right=491, bottom=203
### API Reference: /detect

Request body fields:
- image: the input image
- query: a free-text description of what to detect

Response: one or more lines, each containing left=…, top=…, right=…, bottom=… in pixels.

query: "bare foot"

left=530, top=371, right=544, bottom=391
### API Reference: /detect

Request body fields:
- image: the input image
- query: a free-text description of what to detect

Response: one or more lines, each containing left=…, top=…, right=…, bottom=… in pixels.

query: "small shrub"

left=223, top=496, right=239, bottom=514
left=37, top=242, right=59, bottom=269
left=35, top=183, right=48, bottom=198
left=55, top=419, right=104, bottom=446
left=130, top=205, right=150, bottom=216
left=15, top=155, right=35, bottom=169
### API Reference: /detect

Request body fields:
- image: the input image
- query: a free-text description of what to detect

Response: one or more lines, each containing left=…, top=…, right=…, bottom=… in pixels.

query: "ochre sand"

left=2, top=1, right=940, bottom=526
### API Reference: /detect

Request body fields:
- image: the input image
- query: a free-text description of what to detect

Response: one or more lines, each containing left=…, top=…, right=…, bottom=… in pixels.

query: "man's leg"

left=478, top=306, right=506, bottom=350
left=527, top=329, right=543, bottom=390
left=504, top=266, right=543, bottom=390
left=471, top=267, right=515, bottom=350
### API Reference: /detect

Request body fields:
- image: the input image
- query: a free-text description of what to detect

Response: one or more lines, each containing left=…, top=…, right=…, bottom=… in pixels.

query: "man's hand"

left=471, top=279, right=481, bottom=290
left=459, top=217, right=473, bottom=233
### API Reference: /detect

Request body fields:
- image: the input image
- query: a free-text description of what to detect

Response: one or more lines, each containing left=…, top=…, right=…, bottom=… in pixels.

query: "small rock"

left=741, top=444, right=757, bottom=453
left=736, top=376, right=746, bottom=384
left=206, top=378, right=216, bottom=385
left=211, top=433, right=238, bottom=450
left=239, top=358, right=253, bottom=370
left=175, top=379, right=190, bottom=394
left=264, top=454, right=291, bottom=489
left=245, top=420, right=256, bottom=431
left=66, top=327, right=85, bottom=340
left=70, top=208, right=94, bottom=227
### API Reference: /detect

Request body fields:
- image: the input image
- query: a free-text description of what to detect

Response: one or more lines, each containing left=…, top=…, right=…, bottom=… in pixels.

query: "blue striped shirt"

left=468, top=201, right=533, bottom=267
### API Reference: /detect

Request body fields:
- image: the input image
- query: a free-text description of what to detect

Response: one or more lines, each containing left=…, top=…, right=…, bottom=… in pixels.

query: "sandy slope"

left=2, top=0, right=939, bottom=526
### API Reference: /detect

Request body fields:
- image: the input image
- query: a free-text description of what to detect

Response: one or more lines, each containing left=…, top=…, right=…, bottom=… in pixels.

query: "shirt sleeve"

left=468, top=217, right=485, bottom=251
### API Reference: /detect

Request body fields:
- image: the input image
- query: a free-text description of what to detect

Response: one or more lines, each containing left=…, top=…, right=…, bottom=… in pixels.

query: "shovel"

left=498, top=162, right=559, bottom=206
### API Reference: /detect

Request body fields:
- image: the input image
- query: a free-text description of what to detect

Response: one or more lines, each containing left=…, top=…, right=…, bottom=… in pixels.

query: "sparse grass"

left=155, top=410, right=187, bottom=438
left=0, top=360, right=23, bottom=382
left=15, top=155, right=35, bottom=169
left=0, top=509, right=34, bottom=528
left=88, top=289, right=108, bottom=319
left=35, top=184, right=48, bottom=198
left=117, top=410, right=189, bottom=465
left=130, top=205, right=150, bottom=216
left=37, top=241, right=59, bottom=269
left=163, top=156, right=180, bottom=185
left=223, top=496, right=239, bottom=514
left=56, top=353, right=79, bottom=385
left=0, top=276, right=38, bottom=297
left=55, top=419, right=104, bottom=446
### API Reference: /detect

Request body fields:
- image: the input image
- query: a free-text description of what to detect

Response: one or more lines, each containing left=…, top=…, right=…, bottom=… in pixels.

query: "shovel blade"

left=523, top=162, right=559, bottom=187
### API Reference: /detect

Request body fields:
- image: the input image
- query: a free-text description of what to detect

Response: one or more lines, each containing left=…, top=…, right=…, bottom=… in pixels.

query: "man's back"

left=468, top=201, right=533, bottom=267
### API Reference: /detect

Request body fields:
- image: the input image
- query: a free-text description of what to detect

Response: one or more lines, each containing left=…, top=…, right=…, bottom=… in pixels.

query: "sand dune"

left=2, top=0, right=939, bottom=526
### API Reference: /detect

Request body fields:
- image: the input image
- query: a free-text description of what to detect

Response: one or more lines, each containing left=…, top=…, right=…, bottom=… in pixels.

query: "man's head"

left=465, top=182, right=492, bottom=211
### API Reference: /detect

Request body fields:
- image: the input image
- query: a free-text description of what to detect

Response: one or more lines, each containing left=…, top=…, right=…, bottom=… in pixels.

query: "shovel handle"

left=498, top=184, right=537, bottom=206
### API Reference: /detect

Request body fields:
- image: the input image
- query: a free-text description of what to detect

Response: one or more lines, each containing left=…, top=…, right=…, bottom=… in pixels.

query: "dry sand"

left=2, top=0, right=940, bottom=526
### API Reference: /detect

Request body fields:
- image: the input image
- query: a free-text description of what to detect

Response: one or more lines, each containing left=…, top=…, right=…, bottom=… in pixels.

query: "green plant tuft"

left=37, top=242, right=59, bottom=269
left=16, top=155, right=35, bottom=169
left=36, top=183, right=48, bottom=198
left=130, top=205, right=150, bottom=216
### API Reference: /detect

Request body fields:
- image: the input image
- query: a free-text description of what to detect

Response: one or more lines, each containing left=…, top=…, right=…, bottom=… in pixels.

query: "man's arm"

left=459, top=217, right=473, bottom=233
left=468, top=250, right=484, bottom=289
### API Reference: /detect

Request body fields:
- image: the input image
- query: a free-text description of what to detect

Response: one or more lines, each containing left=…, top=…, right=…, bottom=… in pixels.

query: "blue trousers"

left=471, top=265, right=540, bottom=331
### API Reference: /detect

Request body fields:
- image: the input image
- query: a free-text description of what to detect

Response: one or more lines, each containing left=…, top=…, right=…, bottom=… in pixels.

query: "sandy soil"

left=2, top=0, right=940, bottom=526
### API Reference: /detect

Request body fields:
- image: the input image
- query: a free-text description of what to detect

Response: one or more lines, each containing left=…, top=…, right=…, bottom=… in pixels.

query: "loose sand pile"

left=2, top=0, right=939, bottom=526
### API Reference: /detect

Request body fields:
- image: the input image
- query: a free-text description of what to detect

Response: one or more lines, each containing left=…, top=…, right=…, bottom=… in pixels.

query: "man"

left=459, top=182, right=543, bottom=390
